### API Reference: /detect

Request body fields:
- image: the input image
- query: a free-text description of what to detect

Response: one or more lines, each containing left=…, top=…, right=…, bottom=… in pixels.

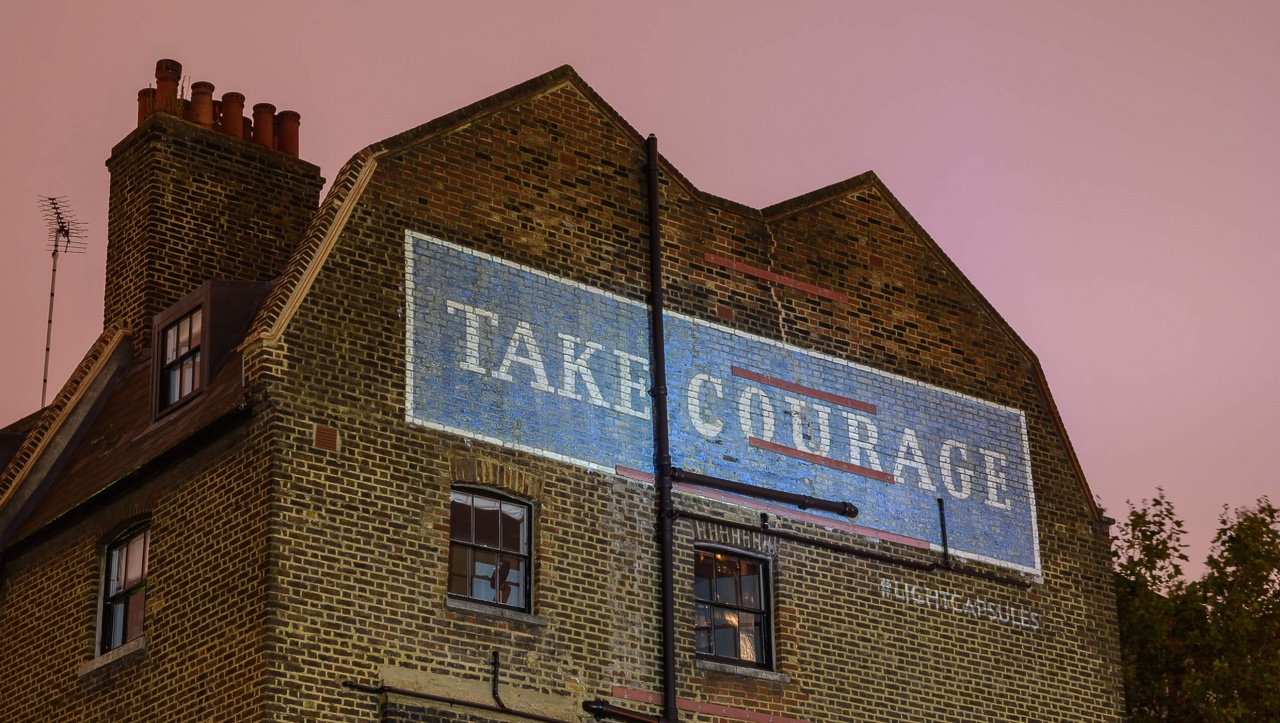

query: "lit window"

left=101, top=526, right=150, bottom=653
left=693, top=549, right=770, bottom=667
left=449, top=489, right=530, bottom=611
left=158, top=307, right=203, bottom=411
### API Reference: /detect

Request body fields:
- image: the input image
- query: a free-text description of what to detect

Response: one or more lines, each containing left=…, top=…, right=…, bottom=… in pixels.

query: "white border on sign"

left=402, top=230, right=1042, bottom=579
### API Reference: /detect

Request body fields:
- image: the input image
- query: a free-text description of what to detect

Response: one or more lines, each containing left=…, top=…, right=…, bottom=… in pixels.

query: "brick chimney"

left=104, top=59, right=323, bottom=355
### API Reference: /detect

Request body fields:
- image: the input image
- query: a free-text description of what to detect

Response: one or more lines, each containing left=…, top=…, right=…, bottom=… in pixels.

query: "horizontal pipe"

left=342, top=681, right=577, bottom=723
left=584, top=699, right=663, bottom=723
left=673, top=509, right=1032, bottom=588
left=671, top=468, right=857, bottom=518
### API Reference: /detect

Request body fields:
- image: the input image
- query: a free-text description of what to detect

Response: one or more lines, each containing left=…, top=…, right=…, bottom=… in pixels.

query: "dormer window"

left=159, top=308, right=203, bottom=410
left=150, top=280, right=271, bottom=422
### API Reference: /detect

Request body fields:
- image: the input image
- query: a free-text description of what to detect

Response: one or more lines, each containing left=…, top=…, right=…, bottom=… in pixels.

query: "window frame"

left=692, top=546, right=773, bottom=669
left=99, top=522, right=151, bottom=656
left=152, top=297, right=208, bottom=419
left=447, top=487, right=533, bottom=613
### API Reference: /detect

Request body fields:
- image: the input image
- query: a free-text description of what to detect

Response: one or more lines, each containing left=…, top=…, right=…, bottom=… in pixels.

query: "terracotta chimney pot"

left=252, top=103, right=276, bottom=149
left=277, top=110, right=300, bottom=157
left=190, top=82, right=215, bottom=127
left=154, top=59, right=182, bottom=115
left=137, top=88, right=156, bottom=127
left=221, top=92, right=245, bottom=139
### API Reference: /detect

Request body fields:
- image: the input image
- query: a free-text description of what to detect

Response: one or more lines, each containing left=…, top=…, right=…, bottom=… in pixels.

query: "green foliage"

left=1114, top=493, right=1280, bottom=722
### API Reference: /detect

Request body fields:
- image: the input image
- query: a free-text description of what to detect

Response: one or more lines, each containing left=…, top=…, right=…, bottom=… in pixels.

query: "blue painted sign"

left=405, top=232, right=1040, bottom=574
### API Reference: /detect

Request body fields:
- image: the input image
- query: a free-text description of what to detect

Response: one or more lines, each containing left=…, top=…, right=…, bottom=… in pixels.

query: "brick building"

left=0, top=60, right=1124, bottom=721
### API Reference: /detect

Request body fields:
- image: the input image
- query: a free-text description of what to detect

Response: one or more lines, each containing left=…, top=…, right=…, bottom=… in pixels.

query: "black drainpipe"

left=646, top=134, right=678, bottom=723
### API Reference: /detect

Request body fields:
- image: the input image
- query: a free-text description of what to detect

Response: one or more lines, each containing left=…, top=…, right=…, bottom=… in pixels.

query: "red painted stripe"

left=749, top=437, right=895, bottom=483
left=610, top=686, right=812, bottom=723
left=705, top=253, right=849, bottom=304
left=673, top=482, right=933, bottom=550
left=615, top=465, right=655, bottom=482
left=731, top=366, right=876, bottom=414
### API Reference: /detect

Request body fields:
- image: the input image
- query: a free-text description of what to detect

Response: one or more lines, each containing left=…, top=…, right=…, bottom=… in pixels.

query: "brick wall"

left=104, top=112, right=322, bottom=355
left=0, top=416, right=274, bottom=721
left=0, top=68, right=1122, bottom=722
left=261, top=75, right=1123, bottom=722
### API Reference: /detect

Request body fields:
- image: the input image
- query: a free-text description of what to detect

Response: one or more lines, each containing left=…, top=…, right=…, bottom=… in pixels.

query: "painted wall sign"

left=405, top=232, right=1041, bottom=575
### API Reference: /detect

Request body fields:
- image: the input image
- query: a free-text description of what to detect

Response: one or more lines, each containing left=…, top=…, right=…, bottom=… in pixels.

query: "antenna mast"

left=37, top=196, right=87, bottom=408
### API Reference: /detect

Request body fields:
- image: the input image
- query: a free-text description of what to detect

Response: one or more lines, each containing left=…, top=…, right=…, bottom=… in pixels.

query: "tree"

left=1185, top=499, right=1280, bottom=721
left=1113, top=494, right=1280, bottom=722
left=1113, top=489, right=1199, bottom=721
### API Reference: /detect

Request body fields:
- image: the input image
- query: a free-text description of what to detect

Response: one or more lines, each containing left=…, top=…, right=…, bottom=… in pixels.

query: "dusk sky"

left=2, top=1, right=1275, bottom=574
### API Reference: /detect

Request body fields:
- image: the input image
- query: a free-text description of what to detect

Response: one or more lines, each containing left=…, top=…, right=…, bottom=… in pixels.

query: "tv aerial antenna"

left=37, top=196, right=87, bottom=407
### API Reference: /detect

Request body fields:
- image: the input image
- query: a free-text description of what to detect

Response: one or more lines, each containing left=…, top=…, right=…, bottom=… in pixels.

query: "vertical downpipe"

left=646, top=134, right=677, bottom=723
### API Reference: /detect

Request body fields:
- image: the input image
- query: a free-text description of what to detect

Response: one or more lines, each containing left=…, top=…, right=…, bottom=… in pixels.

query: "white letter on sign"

left=785, top=396, right=832, bottom=457
left=493, top=321, right=555, bottom=393
left=445, top=300, right=498, bottom=375
left=841, top=412, right=885, bottom=473
left=979, top=448, right=1012, bottom=509
left=893, top=428, right=936, bottom=491
left=557, top=333, right=607, bottom=407
left=687, top=373, right=724, bottom=439
left=939, top=440, right=974, bottom=500
left=737, top=387, right=776, bottom=442
left=613, top=350, right=651, bottom=419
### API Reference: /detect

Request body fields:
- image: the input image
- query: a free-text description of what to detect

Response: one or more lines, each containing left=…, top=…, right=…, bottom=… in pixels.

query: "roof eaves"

left=0, top=327, right=131, bottom=524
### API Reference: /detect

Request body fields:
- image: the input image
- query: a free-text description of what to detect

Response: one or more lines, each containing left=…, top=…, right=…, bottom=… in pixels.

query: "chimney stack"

left=220, top=92, right=245, bottom=139
left=106, top=59, right=324, bottom=354
left=251, top=103, right=275, bottom=149
left=137, top=88, right=156, bottom=126
left=190, top=82, right=215, bottom=128
left=154, top=59, right=182, bottom=116
left=277, top=111, right=300, bottom=157
left=129, top=60, right=304, bottom=159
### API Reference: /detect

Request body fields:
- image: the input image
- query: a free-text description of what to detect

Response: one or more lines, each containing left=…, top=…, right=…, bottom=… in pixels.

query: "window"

left=449, top=489, right=530, bottom=611
left=693, top=549, right=771, bottom=667
left=158, top=307, right=203, bottom=411
left=101, top=525, right=150, bottom=654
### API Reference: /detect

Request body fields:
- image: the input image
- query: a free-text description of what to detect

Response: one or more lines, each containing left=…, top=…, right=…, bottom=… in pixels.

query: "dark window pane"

left=739, top=558, right=761, bottom=609
left=124, top=533, right=146, bottom=589
left=472, top=549, right=498, bottom=602
left=694, top=603, right=712, bottom=654
left=449, top=545, right=470, bottom=596
left=110, top=600, right=125, bottom=650
left=497, top=555, right=525, bottom=608
left=714, top=555, right=739, bottom=606
left=125, top=589, right=145, bottom=642
left=165, top=327, right=177, bottom=364
left=473, top=496, right=501, bottom=549
left=108, top=546, right=124, bottom=595
left=191, top=352, right=202, bottom=392
left=693, top=552, right=713, bottom=602
left=450, top=492, right=472, bottom=542
left=167, top=369, right=181, bottom=406
left=713, top=607, right=737, bottom=658
left=190, top=308, right=202, bottom=343
left=738, top=613, right=762, bottom=663
left=500, top=502, right=527, bottom=553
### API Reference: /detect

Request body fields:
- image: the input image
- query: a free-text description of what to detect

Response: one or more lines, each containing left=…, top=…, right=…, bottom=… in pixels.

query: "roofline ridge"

left=0, top=328, right=130, bottom=514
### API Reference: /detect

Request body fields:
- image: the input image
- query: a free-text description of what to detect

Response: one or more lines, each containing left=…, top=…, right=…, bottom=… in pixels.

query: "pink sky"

left=2, top=1, right=1275, bottom=575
